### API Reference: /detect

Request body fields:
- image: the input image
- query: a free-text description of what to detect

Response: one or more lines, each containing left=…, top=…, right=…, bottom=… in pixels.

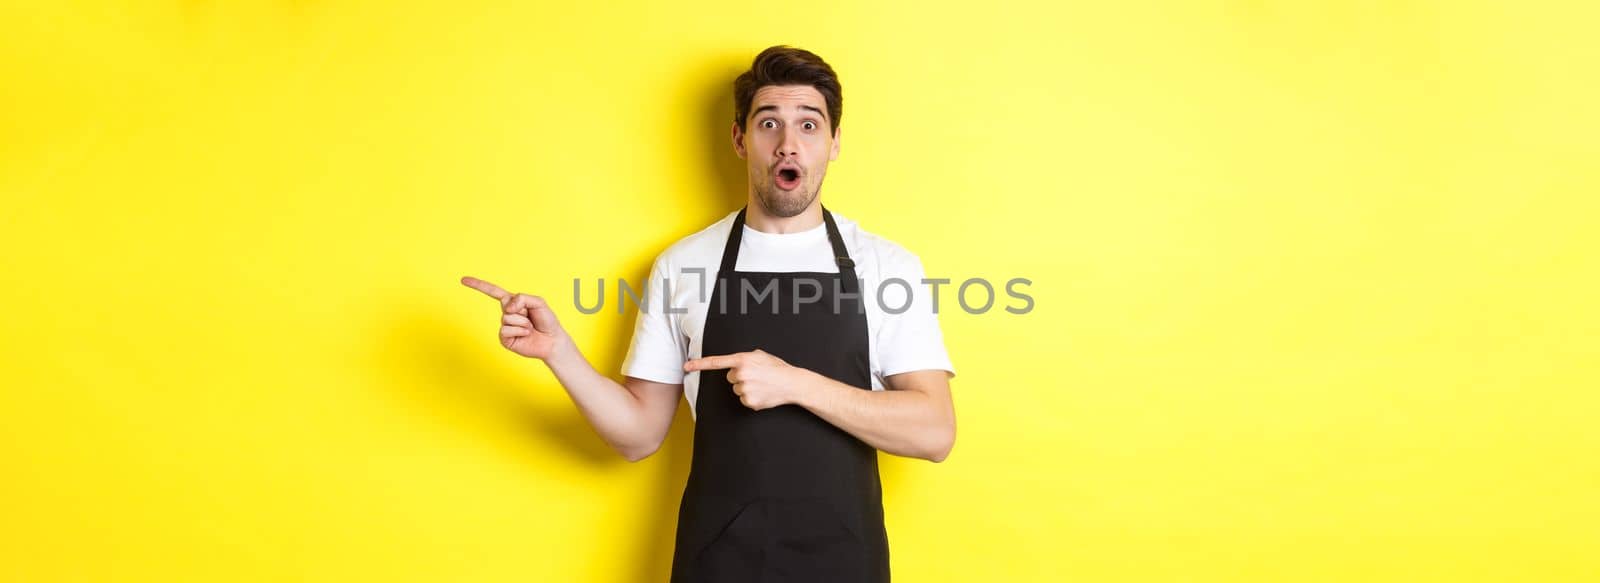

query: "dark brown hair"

left=733, top=45, right=842, bottom=133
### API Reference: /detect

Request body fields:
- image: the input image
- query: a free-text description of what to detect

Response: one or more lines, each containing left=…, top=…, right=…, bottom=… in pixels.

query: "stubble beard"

left=754, top=176, right=820, bottom=218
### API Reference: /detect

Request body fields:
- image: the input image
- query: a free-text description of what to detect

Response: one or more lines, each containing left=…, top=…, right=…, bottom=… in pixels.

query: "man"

left=461, top=45, right=955, bottom=582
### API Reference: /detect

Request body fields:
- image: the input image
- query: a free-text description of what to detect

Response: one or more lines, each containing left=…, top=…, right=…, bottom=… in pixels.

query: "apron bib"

left=669, top=206, right=890, bottom=583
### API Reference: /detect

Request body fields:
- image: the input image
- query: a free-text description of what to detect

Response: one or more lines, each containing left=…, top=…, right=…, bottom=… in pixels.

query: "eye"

left=802, top=121, right=817, bottom=131
left=761, top=119, right=778, bottom=129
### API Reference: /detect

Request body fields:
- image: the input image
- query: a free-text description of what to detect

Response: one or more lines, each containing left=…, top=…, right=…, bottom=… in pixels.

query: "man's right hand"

left=460, top=276, right=567, bottom=360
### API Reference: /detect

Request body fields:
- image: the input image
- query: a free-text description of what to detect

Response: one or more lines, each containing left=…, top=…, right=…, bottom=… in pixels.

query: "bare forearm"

left=540, top=338, right=658, bottom=458
left=460, top=276, right=674, bottom=461
left=792, top=370, right=955, bottom=462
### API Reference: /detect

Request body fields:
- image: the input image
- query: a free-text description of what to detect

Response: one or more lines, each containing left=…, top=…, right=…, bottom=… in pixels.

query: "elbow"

left=921, top=425, right=956, bottom=463
left=926, top=438, right=954, bottom=463
left=618, top=442, right=660, bottom=463
left=918, top=396, right=957, bottom=463
left=615, top=438, right=664, bottom=463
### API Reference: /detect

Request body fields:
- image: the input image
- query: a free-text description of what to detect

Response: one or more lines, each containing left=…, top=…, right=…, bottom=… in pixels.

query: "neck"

left=743, top=195, right=824, bottom=234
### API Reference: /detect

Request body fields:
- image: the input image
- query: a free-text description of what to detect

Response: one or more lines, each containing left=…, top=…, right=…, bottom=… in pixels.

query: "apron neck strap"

left=718, top=206, right=857, bottom=277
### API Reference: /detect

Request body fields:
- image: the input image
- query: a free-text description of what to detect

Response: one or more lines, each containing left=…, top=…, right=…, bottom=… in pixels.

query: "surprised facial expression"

left=734, top=85, right=840, bottom=218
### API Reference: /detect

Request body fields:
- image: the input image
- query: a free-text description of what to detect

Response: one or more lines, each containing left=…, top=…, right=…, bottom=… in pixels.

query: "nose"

left=775, top=127, right=800, bottom=158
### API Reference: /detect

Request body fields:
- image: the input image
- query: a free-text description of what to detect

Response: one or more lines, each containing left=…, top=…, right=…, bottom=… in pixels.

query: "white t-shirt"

left=621, top=209, right=956, bottom=420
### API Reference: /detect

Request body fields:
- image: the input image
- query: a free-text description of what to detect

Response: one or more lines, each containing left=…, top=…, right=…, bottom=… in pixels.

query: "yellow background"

left=3, top=1, right=1597, bottom=581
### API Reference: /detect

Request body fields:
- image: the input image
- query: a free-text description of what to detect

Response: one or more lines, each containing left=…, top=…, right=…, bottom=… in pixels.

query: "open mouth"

left=775, top=167, right=802, bottom=190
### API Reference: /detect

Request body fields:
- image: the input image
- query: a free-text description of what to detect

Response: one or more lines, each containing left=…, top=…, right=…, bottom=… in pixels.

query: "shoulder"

left=652, top=210, right=739, bottom=271
left=832, top=212, right=925, bottom=277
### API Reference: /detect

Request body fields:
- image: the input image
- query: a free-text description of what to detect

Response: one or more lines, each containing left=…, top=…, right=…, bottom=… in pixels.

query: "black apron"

left=670, top=206, right=890, bottom=582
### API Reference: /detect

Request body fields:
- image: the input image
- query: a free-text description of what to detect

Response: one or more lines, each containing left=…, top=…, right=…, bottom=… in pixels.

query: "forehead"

left=750, top=85, right=827, bottom=117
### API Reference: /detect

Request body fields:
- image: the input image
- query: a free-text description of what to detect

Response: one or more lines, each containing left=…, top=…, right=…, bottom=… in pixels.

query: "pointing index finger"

left=685, top=353, right=743, bottom=372
left=460, top=276, right=510, bottom=301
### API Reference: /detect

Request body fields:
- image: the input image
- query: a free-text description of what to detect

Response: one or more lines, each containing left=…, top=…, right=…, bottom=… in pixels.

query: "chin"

left=758, top=187, right=816, bottom=218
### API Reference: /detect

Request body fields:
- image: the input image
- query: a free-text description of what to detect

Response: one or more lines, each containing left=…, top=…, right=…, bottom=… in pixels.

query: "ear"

left=829, top=125, right=841, bottom=161
left=731, top=121, right=747, bottom=159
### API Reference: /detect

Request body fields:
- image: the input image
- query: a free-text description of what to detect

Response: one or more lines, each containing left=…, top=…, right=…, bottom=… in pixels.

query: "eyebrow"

left=752, top=104, right=827, bottom=121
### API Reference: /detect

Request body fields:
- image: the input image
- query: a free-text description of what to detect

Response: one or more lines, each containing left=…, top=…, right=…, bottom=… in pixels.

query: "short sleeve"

left=875, top=248, right=956, bottom=380
left=621, top=255, right=687, bottom=384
